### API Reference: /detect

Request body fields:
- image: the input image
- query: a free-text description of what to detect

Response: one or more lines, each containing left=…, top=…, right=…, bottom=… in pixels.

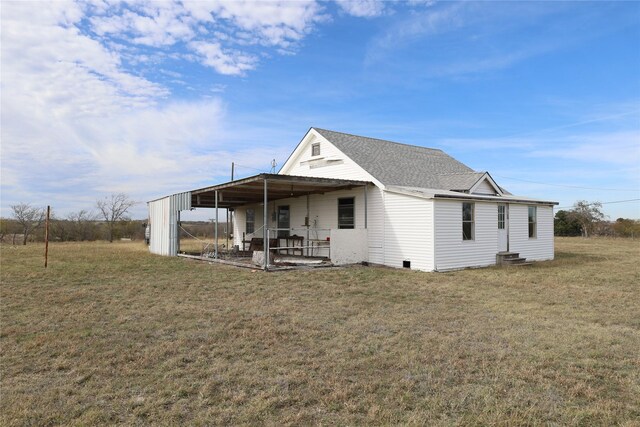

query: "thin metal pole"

left=364, top=184, right=368, bottom=229
left=44, top=205, right=50, bottom=268
left=263, top=178, right=268, bottom=270
left=226, top=209, right=229, bottom=250
left=306, top=194, right=310, bottom=257
left=214, top=190, right=218, bottom=259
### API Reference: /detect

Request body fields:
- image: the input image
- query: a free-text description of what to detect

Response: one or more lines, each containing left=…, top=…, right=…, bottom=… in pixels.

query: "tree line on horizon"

left=554, top=200, right=640, bottom=238
left=2, top=196, right=637, bottom=245
left=1, top=193, right=229, bottom=245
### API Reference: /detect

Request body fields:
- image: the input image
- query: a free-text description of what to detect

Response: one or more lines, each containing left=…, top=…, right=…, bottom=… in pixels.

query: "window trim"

left=245, top=208, right=255, bottom=235
left=311, top=143, right=320, bottom=156
left=462, top=202, right=475, bottom=241
left=338, top=197, right=355, bottom=229
left=528, top=206, right=537, bottom=239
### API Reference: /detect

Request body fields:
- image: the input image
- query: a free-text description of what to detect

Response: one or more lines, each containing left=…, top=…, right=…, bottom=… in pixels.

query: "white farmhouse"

left=148, top=128, right=557, bottom=271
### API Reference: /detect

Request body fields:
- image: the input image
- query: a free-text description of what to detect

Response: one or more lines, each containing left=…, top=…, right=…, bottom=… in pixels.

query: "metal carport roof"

left=190, top=173, right=370, bottom=208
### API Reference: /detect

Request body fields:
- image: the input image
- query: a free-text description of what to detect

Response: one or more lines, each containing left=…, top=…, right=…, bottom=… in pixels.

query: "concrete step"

left=496, top=252, right=529, bottom=266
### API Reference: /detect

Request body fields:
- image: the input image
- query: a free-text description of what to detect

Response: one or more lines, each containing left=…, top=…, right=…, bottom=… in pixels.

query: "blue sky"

left=2, top=1, right=639, bottom=220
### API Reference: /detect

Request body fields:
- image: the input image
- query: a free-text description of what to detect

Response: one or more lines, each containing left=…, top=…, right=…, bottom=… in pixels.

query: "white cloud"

left=335, top=0, right=386, bottom=18
left=86, top=1, right=329, bottom=69
left=527, top=131, right=640, bottom=167
left=0, top=1, right=292, bottom=216
left=0, top=0, right=389, bottom=216
left=188, top=41, right=257, bottom=75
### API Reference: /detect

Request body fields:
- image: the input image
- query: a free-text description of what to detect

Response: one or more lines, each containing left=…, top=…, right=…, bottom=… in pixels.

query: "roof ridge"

left=313, top=127, right=444, bottom=153
left=436, top=171, right=484, bottom=176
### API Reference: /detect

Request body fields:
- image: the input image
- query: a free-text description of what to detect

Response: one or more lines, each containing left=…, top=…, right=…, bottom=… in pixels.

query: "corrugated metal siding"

left=148, top=192, right=191, bottom=256
left=434, top=200, right=498, bottom=271
left=508, top=205, right=554, bottom=261
left=384, top=192, right=434, bottom=271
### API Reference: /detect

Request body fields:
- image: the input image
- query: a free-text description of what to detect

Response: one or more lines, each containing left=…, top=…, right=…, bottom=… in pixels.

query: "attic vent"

left=312, top=143, right=320, bottom=156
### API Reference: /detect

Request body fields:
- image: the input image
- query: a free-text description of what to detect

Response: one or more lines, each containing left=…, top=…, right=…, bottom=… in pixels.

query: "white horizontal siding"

left=434, top=200, right=498, bottom=271
left=473, top=179, right=496, bottom=195
left=366, top=186, right=384, bottom=264
left=509, top=205, right=554, bottom=261
left=383, top=192, right=434, bottom=271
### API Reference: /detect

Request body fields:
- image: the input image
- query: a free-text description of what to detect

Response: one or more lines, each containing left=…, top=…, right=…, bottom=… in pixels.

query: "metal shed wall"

left=148, top=192, right=191, bottom=256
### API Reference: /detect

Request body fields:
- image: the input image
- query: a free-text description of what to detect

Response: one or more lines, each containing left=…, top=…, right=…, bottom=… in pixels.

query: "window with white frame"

left=528, top=206, right=537, bottom=238
left=311, top=143, right=320, bottom=156
left=246, top=208, right=255, bottom=234
left=462, top=202, right=474, bottom=240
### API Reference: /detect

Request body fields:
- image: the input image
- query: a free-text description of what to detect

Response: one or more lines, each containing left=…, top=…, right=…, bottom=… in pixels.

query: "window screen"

left=338, top=198, right=355, bottom=229
left=246, top=208, right=255, bottom=234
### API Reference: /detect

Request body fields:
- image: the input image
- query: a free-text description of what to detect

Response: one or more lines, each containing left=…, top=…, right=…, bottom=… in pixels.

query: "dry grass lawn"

left=1, top=238, right=639, bottom=425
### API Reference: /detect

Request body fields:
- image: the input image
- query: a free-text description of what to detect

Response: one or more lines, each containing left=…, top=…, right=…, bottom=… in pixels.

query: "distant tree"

left=613, top=218, right=640, bottom=238
left=568, top=200, right=606, bottom=238
left=96, top=193, right=136, bottom=242
left=10, top=203, right=45, bottom=245
left=68, top=210, right=99, bottom=241
left=554, top=210, right=582, bottom=236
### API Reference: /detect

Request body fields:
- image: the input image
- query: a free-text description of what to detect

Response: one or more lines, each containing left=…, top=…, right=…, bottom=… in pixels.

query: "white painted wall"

left=508, top=205, right=554, bottom=261
left=330, top=229, right=368, bottom=265
left=232, top=187, right=376, bottom=259
left=383, top=192, right=434, bottom=271
left=434, top=199, right=498, bottom=271
left=280, top=131, right=378, bottom=184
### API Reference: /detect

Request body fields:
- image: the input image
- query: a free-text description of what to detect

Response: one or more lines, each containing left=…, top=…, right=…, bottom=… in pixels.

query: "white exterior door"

left=498, top=204, right=508, bottom=252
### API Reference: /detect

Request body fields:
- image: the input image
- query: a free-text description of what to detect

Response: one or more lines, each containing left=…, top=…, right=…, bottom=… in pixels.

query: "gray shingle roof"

left=313, top=128, right=485, bottom=191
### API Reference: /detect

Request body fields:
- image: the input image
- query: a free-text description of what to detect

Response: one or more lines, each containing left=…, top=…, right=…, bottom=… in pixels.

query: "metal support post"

left=306, top=194, right=310, bottom=256
left=263, top=178, right=268, bottom=270
left=214, top=190, right=218, bottom=259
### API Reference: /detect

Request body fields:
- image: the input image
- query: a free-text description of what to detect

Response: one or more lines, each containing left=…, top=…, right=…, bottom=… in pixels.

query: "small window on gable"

left=311, top=143, right=320, bottom=156
left=528, top=206, right=537, bottom=238
left=462, top=202, right=474, bottom=241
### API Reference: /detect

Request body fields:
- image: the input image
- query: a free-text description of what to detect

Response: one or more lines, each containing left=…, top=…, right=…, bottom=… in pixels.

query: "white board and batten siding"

left=509, top=204, right=554, bottom=261
left=148, top=192, right=191, bottom=256
left=434, top=199, right=498, bottom=271
left=383, top=192, right=434, bottom=271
